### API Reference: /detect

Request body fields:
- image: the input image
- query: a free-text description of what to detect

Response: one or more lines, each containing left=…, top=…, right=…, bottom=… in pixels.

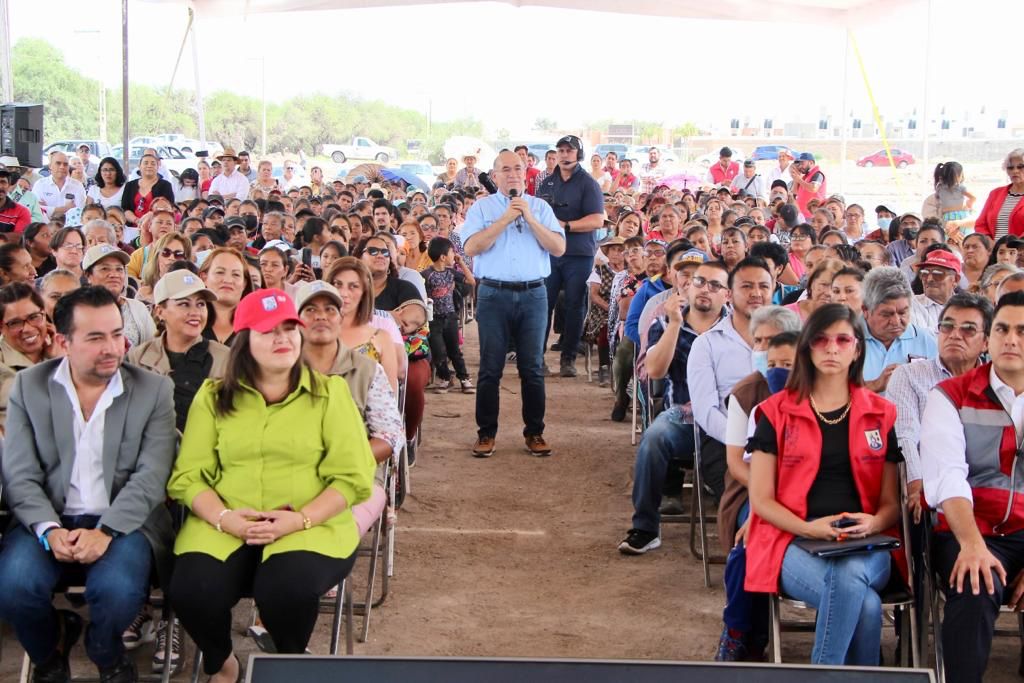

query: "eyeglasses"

left=4, top=311, right=45, bottom=333
left=59, top=243, right=84, bottom=252
left=809, top=333, right=857, bottom=350
left=791, top=234, right=812, bottom=242
left=160, top=248, right=186, bottom=260
left=1007, top=164, right=1024, bottom=171
left=938, top=320, right=981, bottom=338
left=690, top=276, right=727, bottom=293
left=366, top=247, right=391, bottom=258
left=918, top=268, right=952, bottom=280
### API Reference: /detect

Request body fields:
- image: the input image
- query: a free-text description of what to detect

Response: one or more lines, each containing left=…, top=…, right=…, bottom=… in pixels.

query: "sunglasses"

left=918, top=268, right=952, bottom=280
left=161, top=248, right=186, bottom=260
left=937, top=321, right=981, bottom=338
left=1007, top=164, right=1024, bottom=171
left=809, top=333, right=857, bottom=350
left=690, top=275, right=727, bottom=293
left=366, top=246, right=391, bottom=258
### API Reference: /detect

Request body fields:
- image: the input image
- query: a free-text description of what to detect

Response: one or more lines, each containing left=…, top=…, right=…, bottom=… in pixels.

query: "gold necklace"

left=809, top=395, right=852, bottom=425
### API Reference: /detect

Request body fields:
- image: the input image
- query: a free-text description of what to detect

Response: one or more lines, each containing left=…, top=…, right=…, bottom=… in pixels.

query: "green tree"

left=12, top=38, right=101, bottom=140
left=534, top=117, right=558, bottom=132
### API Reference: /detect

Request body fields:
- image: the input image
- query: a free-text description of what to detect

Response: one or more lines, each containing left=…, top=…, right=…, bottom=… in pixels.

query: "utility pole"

left=0, top=0, right=13, bottom=103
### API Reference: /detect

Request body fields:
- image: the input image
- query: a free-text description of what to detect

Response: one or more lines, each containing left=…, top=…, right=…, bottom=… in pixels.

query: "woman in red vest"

left=746, top=304, right=902, bottom=665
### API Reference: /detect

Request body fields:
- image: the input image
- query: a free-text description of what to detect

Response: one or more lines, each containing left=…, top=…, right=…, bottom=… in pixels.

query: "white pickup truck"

left=321, top=137, right=398, bottom=164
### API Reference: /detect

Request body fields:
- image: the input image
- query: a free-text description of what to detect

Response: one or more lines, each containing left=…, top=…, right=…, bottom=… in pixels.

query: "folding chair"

left=922, top=510, right=1024, bottom=683
left=689, top=424, right=725, bottom=588
left=768, top=463, right=920, bottom=667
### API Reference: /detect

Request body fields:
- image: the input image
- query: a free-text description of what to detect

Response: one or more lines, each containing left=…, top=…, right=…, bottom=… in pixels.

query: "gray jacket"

left=1, top=359, right=177, bottom=582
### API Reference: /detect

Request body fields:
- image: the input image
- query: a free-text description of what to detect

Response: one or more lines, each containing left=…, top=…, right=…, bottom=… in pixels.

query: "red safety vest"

left=709, top=161, right=739, bottom=186
left=795, top=165, right=827, bottom=217
left=745, top=385, right=900, bottom=594
left=934, top=363, right=1024, bottom=536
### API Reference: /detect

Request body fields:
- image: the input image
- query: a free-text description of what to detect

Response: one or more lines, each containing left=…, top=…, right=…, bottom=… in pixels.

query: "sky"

left=7, top=0, right=1024, bottom=137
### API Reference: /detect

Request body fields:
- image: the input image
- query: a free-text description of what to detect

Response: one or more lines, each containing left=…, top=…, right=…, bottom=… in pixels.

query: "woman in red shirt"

left=746, top=304, right=901, bottom=665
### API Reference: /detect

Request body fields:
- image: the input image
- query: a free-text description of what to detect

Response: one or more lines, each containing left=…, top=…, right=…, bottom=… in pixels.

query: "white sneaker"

left=151, top=618, right=182, bottom=673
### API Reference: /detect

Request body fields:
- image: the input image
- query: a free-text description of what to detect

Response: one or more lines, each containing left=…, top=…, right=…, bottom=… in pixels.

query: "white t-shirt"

left=86, top=184, right=125, bottom=209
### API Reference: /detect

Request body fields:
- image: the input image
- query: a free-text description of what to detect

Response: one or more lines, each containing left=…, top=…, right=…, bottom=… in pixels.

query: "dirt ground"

left=2, top=322, right=1023, bottom=680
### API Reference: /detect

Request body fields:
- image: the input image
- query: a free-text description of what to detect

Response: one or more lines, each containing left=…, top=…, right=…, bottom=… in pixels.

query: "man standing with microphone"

left=462, top=151, right=566, bottom=459
left=537, top=135, right=606, bottom=377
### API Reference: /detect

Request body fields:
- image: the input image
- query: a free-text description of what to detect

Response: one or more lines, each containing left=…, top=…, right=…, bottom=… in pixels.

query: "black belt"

left=480, top=278, right=545, bottom=291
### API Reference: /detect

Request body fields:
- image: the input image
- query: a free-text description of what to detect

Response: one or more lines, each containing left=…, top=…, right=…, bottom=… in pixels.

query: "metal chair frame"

left=768, top=463, right=920, bottom=668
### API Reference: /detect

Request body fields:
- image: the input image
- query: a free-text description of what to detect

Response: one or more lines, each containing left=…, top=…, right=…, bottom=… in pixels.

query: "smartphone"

left=831, top=517, right=858, bottom=529
left=301, top=248, right=312, bottom=268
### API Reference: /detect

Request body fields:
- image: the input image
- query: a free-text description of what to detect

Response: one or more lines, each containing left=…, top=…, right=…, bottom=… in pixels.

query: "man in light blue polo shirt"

left=861, top=266, right=938, bottom=393
left=462, top=150, right=565, bottom=459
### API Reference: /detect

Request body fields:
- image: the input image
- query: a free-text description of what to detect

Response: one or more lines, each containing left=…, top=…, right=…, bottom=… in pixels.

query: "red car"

left=856, top=149, right=915, bottom=168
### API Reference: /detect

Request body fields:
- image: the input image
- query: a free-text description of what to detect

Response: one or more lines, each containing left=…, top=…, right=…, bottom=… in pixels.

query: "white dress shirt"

left=909, top=293, right=944, bottom=336
left=686, top=314, right=754, bottom=444
left=921, top=366, right=1024, bottom=510
left=766, top=162, right=793, bottom=188
left=55, top=357, right=124, bottom=516
left=209, top=169, right=251, bottom=200
left=32, top=175, right=86, bottom=216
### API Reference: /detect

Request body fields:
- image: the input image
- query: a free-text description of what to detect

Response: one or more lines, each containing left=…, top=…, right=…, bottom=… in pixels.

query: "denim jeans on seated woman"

left=779, top=541, right=891, bottom=665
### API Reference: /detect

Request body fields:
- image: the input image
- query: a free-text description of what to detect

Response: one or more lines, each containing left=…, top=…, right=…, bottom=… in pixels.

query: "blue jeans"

left=722, top=503, right=768, bottom=638
left=475, top=282, right=548, bottom=438
left=631, top=406, right=695, bottom=534
left=544, top=254, right=593, bottom=364
left=779, top=541, right=891, bottom=665
left=0, top=517, right=152, bottom=668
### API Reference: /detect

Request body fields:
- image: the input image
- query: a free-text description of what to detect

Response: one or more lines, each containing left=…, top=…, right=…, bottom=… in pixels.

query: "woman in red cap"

left=168, top=288, right=375, bottom=683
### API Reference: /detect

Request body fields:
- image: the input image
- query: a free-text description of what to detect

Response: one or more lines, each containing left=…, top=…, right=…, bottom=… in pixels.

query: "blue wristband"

left=39, top=527, right=57, bottom=552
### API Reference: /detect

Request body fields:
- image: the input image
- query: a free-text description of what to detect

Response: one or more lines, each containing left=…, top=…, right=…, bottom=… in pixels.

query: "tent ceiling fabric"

left=172, top=0, right=905, bottom=25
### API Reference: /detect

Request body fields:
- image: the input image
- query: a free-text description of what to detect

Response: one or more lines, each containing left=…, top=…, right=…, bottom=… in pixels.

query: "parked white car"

left=321, top=137, right=399, bottom=164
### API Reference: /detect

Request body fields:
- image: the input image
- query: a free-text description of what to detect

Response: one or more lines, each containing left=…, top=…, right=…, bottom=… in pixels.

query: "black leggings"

left=170, top=546, right=356, bottom=675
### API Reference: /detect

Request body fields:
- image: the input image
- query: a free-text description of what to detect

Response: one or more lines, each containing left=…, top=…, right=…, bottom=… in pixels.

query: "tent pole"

left=190, top=2, right=207, bottom=151
left=121, top=0, right=129, bottom=170
left=921, top=0, right=932, bottom=171
left=0, top=0, right=12, bottom=103
left=839, top=27, right=850, bottom=194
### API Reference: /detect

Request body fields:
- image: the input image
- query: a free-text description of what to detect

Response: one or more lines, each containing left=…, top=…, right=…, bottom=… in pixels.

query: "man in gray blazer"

left=0, top=286, right=176, bottom=683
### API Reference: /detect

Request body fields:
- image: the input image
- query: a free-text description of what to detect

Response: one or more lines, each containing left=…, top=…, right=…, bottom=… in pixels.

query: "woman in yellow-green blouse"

left=167, top=288, right=375, bottom=683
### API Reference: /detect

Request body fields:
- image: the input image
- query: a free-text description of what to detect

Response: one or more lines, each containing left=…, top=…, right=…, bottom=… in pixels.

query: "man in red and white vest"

left=921, top=290, right=1024, bottom=683
left=790, top=152, right=826, bottom=218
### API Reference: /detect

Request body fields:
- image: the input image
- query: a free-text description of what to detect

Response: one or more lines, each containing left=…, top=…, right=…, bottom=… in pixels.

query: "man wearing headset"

left=537, top=135, right=606, bottom=377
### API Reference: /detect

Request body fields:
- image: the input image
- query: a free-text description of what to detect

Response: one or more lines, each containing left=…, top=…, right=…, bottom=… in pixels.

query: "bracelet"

left=216, top=508, right=233, bottom=533
left=300, top=511, right=313, bottom=531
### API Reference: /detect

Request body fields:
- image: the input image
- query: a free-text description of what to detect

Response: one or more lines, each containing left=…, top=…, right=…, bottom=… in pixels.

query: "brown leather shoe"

left=524, top=434, right=552, bottom=457
left=472, top=436, right=496, bottom=458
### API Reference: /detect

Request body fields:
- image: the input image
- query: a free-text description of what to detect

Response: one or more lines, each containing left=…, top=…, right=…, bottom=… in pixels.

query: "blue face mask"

left=766, top=367, right=791, bottom=394
left=878, top=217, right=892, bottom=231
left=752, top=350, right=768, bottom=377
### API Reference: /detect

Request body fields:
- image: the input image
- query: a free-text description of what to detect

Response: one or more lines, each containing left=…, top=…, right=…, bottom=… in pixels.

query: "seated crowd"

left=0, top=142, right=1022, bottom=682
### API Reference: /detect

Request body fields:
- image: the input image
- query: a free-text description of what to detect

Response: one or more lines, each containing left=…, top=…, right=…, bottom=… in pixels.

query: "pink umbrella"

left=657, top=172, right=704, bottom=191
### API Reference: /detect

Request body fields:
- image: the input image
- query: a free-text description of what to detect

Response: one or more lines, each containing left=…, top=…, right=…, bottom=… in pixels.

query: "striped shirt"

left=995, top=192, right=1024, bottom=238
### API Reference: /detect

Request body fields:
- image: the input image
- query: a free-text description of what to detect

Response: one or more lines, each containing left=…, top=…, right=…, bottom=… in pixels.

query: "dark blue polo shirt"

left=537, top=163, right=605, bottom=258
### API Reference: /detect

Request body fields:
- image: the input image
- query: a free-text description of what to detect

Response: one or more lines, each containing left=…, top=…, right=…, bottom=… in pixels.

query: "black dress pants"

left=170, top=545, right=356, bottom=675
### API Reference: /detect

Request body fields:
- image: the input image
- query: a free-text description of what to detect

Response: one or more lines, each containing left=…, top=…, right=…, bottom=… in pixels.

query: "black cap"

left=875, top=204, right=895, bottom=215
left=779, top=204, right=800, bottom=228
left=224, top=216, right=247, bottom=231
left=770, top=179, right=789, bottom=190
left=719, top=146, right=733, bottom=157
left=556, top=135, right=583, bottom=151
left=202, top=206, right=225, bottom=221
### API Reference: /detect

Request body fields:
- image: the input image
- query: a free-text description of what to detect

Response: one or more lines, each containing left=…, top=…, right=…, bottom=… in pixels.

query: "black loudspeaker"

left=247, top=656, right=937, bottom=683
left=0, top=103, right=44, bottom=167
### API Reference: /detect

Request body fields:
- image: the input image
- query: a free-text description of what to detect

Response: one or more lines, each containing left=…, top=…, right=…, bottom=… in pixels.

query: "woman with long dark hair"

left=86, top=157, right=127, bottom=209
left=746, top=304, right=902, bottom=665
left=168, top=288, right=374, bottom=683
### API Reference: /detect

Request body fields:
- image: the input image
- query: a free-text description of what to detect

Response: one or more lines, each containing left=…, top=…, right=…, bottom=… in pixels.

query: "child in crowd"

left=934, top=160, right=976, bottom=234
left=422, top=236, right=475, bottom=394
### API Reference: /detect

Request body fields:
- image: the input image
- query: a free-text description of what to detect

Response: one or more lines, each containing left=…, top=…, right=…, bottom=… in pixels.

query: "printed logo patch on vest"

left=865, top=429, right=883, bottom=451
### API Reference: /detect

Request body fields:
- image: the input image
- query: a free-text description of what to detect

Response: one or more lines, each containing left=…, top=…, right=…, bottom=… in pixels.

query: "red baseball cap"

left=913, top=250, right=962, bottom=277
left=233, top=288, right=305, bottom=334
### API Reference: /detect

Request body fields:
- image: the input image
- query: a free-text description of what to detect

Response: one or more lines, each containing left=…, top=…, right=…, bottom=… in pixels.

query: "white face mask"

left=752, top=350, right=769, bottom=377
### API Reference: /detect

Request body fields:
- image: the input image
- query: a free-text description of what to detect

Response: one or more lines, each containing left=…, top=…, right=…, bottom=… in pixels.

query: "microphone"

left=508, top=189, right=524, bottom=233
left=477, top=171, right=499, bottom=194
